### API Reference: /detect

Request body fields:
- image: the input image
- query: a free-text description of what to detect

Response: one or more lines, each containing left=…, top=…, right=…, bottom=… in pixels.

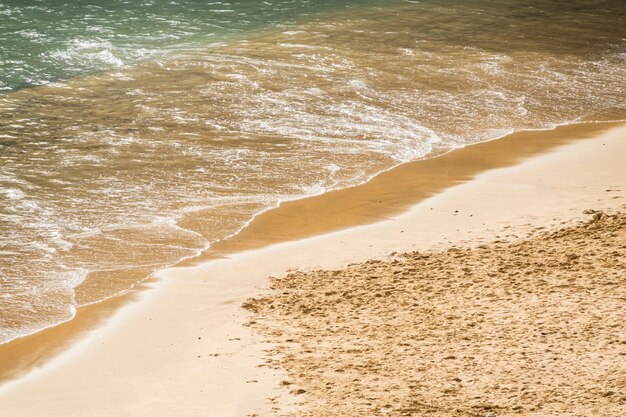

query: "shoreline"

left=1, top=121, right=621, bottom=384
left=203, top=120, right=625, bottom=257
left=0, top=122, right=624, bottom=416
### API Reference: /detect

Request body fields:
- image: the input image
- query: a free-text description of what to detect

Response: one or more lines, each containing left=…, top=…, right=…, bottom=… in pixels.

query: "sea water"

left=0, top=0, right=624, bottom=343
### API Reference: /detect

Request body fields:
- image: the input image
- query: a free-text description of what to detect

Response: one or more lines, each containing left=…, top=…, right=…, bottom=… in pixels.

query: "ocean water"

left=0, top=0, right=625, bottom=343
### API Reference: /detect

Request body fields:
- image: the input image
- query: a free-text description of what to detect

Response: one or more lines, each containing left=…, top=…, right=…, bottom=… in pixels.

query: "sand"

left=2, top=121, right=618, bottom=385
left=201, top=122, right=622, bottom=258
left=0, top=123, right=624, bottom=416
left=245, top=210, right=625, bottom=416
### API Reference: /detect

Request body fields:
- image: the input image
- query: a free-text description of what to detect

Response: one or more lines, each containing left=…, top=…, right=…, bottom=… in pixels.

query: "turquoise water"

left=0, top=0, right=387, bottom=91
left=0, top=0, right=625, bottom=343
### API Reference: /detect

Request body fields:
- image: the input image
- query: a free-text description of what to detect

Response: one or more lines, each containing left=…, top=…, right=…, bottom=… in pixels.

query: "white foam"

left=16, top=29, right=46, bottom=40
left=278, top=43, right=322, bottom=49
left=49, top=39, right=126, bottom=69
left=62, top=268, right=89, bottom=289
left=348, top=79, right=367, bottom=90
left=1, top=188, right=26, bottom=200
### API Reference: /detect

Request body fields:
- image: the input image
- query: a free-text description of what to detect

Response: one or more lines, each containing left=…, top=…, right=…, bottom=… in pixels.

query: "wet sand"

left=0, top=121, right=620, bottom=384
left=0, top=123, right=624, bottom=416
left=205, top=122, right=624, bottom=256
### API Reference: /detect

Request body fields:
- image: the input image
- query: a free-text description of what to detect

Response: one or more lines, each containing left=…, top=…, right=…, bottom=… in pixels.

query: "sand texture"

left=245, top=210, right=626, bottom=417
left=0, top=125, right=623, bottom=417
left=2, top=122, right=605, bottom=388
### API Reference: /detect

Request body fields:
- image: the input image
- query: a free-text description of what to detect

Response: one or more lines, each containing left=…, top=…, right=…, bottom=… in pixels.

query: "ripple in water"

left=0, top=0, right=625, bottom=343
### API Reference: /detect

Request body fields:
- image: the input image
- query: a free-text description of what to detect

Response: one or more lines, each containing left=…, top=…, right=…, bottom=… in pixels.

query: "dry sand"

left=0, top=123, right=624, bottom=416
left=2, top=122, right=618, bottom=385
left=202, top=122, right=623, bottom=257
left=245, top=210, right=625, bottom=416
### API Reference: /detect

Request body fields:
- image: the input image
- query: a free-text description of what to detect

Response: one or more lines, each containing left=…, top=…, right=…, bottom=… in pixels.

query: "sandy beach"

left=2, top=121, right=618, bottom=385
left=1, top=1, right=624, bottom=416
left=0, top=122, right=624, bottom=416
left=245, top=212, right=625, bottom=416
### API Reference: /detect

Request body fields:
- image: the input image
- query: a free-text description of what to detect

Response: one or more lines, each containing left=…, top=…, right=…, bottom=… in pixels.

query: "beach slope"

left=0, top=124, right=624, bottom=416
left=246, top=211, right=625, bottom=416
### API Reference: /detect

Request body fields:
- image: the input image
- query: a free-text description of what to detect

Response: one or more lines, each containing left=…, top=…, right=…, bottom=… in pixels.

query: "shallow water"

left=1, top=0, right=625, bottom=343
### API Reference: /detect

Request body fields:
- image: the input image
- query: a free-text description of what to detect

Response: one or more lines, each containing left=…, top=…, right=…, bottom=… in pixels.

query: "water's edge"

left=0, top=120, right=622, bottom=385
left=3, top=0, right=624, bottom=346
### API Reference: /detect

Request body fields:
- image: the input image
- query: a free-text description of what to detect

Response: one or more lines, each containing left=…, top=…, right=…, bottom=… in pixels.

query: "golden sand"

left=0, top=124, right=623, bottom=417
left=245, top=210, right=625, bottom=416
left=206, top=122, right=623, bottom=257
left=1, top=122, right=618, bottom=384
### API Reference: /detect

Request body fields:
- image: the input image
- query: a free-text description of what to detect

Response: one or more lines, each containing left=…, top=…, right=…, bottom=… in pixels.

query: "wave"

left=0, top=0, right=624, bottom=344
